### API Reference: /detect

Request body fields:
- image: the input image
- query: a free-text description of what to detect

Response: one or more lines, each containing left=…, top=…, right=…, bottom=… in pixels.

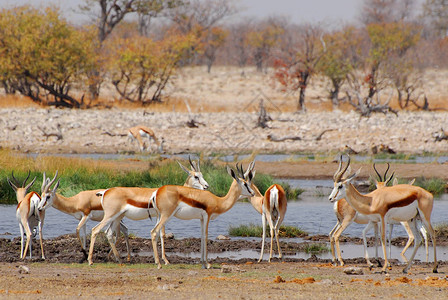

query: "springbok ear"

left=25, top=177, right=36, bottom=191
left=177, top=161, right=191, bottom=174
left=342, top=168, right=361, bottom=184
left=7, top=178, right=18, bottom=192
left=226, top=166, right=239, bottom=182
left=52, top=179, right=60, bottom=192
left=392, top=177, right=399, bottom=186
left=250, top=170, right=256, bottom=181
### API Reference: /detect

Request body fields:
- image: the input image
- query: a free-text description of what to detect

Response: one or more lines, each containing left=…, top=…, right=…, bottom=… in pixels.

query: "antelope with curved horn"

left=240, top=162, right=287, bottom=262
left=329, top=155, right=437, bottom=273
left=329, top=163, right=394, bottom=267
left=87, top=157, right=209, bottom=265
left=149, top=162, right=255, bottom=269
left=7, top=171, right=44, bottom=259
left=32, top=180, right=131, bottom=262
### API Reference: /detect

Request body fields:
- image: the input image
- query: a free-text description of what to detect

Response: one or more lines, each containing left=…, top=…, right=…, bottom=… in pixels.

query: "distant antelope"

left=127, top=125, right=163, bottom=152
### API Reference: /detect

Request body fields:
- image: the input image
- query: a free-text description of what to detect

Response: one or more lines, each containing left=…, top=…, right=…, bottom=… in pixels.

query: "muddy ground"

left=1, top=233, right=448, bottom=299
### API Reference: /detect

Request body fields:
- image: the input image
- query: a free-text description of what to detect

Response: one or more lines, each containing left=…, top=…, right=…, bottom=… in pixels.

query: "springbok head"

left=38, top=171, right=59, bottom=211
left=227, top=161, right=255, bottom=197
left=328, top=155, right=361, bottom=203
left=373, top=162, right=394, bottom=188
left=177, top=156, right=209, bottom=190
left=7, top=171, right=36, bottom=201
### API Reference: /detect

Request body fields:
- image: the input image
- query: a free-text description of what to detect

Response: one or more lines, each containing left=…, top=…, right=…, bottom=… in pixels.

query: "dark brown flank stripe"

left=386, top=192, right=418, bottom=210
left=91, top=203, right=103, bottom=211
left=126, top=199, right=150, bottom=209
left=179, top=194, right=207, bottom=210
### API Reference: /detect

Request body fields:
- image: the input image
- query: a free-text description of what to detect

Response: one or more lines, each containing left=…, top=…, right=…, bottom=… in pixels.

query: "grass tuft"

left=229, top=224, right=307, bottom=238
left=304, top=243, right=330, bottom=254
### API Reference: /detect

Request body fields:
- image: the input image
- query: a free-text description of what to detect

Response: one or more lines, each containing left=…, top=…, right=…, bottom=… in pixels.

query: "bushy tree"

left=0, top=6, right=97, bottom=107
left=107, top=31, right=198, bottom=103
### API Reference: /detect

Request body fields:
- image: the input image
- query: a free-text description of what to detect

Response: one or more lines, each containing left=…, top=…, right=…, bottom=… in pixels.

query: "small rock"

left=221, top=265, right=245, bottom=273
left=216, top=235, right=230, bottom=240
left=343, top=267, right=363, bottom=275
left=165, top=233, right=174, bottom=239
left=316, top=279, right=333, bottom=285
left=18, top=265, right=29, bottom=274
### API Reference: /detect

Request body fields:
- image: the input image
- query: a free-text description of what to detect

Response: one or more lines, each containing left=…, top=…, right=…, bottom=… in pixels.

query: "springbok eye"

left=194, top=176, right=199, bottom=180
left=338, top=185, right=343, bottom=190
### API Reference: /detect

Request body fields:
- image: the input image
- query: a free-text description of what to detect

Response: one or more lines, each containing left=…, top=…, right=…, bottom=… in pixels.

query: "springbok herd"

left=7, top=154, right=439, bottom=273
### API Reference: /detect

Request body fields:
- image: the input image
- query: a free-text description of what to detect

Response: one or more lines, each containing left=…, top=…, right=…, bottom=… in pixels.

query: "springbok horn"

left=385, top=171, right=395, bottom=185
left=244, top=161, right=255, bottom=179
left=41, top=172, right=47, bottom=192
left=46, top=170, right=58, bottom=190
left=24, top=177, right=36, bottom=191
left=383, top=163, right=390, bottom=182
left=333, top=155, right=343, bottom=181
left=11, top=171, right=20, bottom=187
left=373, top=163, right=382, bottom=182
left=22, top=170, right=31, bottom=188
left=188, top=156, right=196, bottom=171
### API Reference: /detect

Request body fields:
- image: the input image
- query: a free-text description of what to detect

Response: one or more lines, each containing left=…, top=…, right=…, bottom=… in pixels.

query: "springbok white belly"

left=173, top=202, right=206, bottom=220
left=88, top=210, right=105, bottom=222
left=124, top=205, right=152, bottom=221
left=385, top=201, right=419, bottom=223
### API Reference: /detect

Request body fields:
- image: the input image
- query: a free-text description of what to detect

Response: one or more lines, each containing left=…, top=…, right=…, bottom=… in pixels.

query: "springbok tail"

left=149, top=189, right=159, bottom=221
left=270, top=186, right=280, bottom=229
left=96, top=189, right=109, bottom=208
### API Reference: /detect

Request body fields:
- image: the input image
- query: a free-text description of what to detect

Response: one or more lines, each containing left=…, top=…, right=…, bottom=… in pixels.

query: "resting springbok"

left=128, top=125, right=163, bottom=153
left=149, top=163, right=255, bottom=269
left=329, top=155, right=437, bottom=273
left=240, top=162, right=287, bottom=262
left=88, top=157, right=209, bottom=265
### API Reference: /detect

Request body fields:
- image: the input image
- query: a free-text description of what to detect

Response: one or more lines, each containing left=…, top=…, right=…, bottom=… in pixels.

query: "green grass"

left=413, top=177, right=447, bottom=196
left=279, top=181, right=304, bottom=200
left=228, top=223, right=307, bottom=238
left=0, top=149, right=277, bottom=204
left=304, top=243, right=330, bottom=254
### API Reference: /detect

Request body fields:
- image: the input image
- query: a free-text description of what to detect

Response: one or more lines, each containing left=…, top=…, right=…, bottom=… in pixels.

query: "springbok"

left=87, top=157, right=209, bottom=265
left=240, top=162, right=287, bottom=262
left=7, top=171, right=45, bottom=259
left=128, top=125, right=162, bottom=153
left=328, top=155, right=437, bottom=273
left=148, top=163, right=255, bottom=269
left=33, top=180, right=130, bottom=261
